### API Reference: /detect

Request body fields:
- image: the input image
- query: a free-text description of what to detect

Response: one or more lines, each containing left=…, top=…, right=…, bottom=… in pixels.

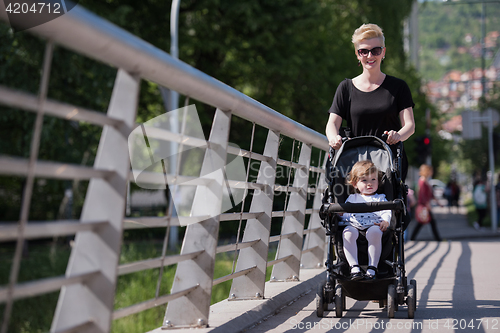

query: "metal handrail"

left=0, top=85, right=123, bottom=128
left=212, top=266, right=257, bottom=286
left=0, top=4, right=329, bottom=331
left=117, top=251, right=204, bottom=276
left=112, top=284, right=200, bottom=320
left=0, top=220, right=108, bottom=241
left=0, top=270, right=99, bottom=303
left=0, top=156, right=115, bottom=180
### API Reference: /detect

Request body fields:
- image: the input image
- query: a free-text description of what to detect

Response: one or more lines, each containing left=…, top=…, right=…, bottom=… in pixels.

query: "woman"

left=473, top=178, right=488, bottom=230
left=445, top=179, right=460, bottom=213
left=496, top=174, right=500, bottom=227
left=326, top=23, right=415, bottom=180
left=410, top=164, right=442, bottom=241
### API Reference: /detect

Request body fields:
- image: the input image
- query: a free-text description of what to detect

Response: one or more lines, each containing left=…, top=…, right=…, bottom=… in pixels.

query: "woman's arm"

left=398, top=107, right=416, bottom=141
left=326, top=113, right=343, bottom=149
left=384, top=107, right=415, bottom=145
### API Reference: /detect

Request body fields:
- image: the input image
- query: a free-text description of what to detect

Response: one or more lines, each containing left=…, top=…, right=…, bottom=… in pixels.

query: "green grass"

left=0, top=240, right=276, bottom=333
left=0, top=241, right=71, bottom=333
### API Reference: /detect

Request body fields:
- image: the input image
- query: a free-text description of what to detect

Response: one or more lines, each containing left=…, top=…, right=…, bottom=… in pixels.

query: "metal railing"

left=0, top=3, right=329, bottom=332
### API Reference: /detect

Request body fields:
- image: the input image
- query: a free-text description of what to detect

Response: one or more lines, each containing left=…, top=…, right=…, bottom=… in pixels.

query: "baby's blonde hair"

left=352, top=23, right=385, bottom=49
left=347, top=160, right=381, bottom=193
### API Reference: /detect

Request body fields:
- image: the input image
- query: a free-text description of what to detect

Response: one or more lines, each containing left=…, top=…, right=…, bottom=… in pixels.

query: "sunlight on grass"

left=0, top=241, right=278, bottom=333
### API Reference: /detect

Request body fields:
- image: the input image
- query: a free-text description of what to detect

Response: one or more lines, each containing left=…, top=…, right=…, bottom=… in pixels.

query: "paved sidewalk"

left=148, top=269, right=327, bottom=333
left=406, top=205, right=499, bottom=241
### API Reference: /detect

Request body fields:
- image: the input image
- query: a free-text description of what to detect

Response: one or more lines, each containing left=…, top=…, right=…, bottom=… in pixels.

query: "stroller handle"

left=325, top=200, right=404, bottom=214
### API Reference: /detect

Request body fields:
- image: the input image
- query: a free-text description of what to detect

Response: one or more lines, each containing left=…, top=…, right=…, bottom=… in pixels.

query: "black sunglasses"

left=357, top=47, right=384, bottom=57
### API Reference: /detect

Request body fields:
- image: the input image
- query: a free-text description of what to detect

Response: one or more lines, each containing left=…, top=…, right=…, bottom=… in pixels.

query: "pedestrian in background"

left=404, top=187, right=417, bottom=242
left=473, top=178, right=488, bottom=230
left=410, top=164, right=442, bottom=241
left=445, top=179, right=460, bottom=214
left=495, top=174, right=500, bottom=229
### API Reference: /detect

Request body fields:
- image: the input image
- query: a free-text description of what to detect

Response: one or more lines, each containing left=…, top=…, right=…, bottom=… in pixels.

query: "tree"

left=1, top=0, right=427, bottom=222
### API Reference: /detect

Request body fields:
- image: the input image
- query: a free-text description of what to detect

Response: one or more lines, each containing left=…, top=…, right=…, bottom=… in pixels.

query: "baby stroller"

left=317, top=135, right=417, bottom=319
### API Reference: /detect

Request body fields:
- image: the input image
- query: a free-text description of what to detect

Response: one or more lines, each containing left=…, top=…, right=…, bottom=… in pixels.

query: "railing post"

left=301, top=156, right=328, bottom=268
left=51, top=69, right=139, bottom=333
left=229, top=129, right=280, bottom=299
left=163, top=109, right=231, bottom=328
left=271, top=143, right=311, bottom=281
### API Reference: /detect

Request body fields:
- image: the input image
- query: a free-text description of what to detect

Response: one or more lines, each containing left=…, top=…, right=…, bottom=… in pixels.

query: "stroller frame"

left=317, top=136, right=417, bottom=319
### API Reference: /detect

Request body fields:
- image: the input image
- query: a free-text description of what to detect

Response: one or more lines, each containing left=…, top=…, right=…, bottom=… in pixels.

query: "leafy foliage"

left=419, top=1, right=500, bottom=81
left=418, top=2, right=500, bottom=177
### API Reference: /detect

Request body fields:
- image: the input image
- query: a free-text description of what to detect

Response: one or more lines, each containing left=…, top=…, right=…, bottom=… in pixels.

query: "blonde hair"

left=347, top=160, right=380, bottom=192
left=419, top=164, right=433, bottom=178
left=352, top=23, right=385, bottom=49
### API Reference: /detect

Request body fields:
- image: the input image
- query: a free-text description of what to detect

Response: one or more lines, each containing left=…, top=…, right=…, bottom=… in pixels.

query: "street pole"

left=426, top=108, right=432, bottom=165
left=487, top=108, right=497, bottom=232
left=168, top=0, right=181, bottom=249
left=481, top=2, right=486, bottom=97
left=170, top=0, right=180, bottom=113
left=480, top=2, right=498, bottom=232
left=409, top=0, right=419, bottom=70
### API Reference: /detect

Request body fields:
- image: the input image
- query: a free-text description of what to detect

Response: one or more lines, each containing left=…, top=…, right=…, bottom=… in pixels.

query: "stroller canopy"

left=329, top=136, right=394, bottom=180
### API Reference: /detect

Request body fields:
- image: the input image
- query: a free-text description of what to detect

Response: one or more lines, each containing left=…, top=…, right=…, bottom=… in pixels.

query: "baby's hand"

left=374, top=220, right=389, bottom=232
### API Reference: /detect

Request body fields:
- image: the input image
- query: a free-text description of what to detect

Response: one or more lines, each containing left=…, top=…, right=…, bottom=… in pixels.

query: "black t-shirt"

left=328, top=75, right=415, bottom=138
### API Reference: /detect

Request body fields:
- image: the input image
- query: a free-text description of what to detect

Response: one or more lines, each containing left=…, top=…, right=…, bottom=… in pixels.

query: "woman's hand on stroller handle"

left=328, top=134, right=343, bottom=150
left=382, top=130, right=402, bottom=145
left=331, top=132, right=402, bottom=149
left=329, top=135, right=349, bottom=150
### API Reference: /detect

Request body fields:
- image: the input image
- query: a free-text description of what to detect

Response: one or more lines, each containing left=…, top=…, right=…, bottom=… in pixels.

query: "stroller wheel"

left=387, top=284, right=396, bottom=318
left=397, top=292, right=404, bottom=309
left=395, top=284, right=404, bottom=312
left=316, top=282, right=326, bottom=317
left=407, top=279, right=417, bottom=319
left=410, top=279, right=417, bottom=297
left=335, top=283, right=343, bottom=318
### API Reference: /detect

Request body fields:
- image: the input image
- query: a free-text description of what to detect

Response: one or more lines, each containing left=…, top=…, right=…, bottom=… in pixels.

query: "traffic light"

left=414, top=135, right=431, bottom=164
left=423, top=136, right=431, bottom=158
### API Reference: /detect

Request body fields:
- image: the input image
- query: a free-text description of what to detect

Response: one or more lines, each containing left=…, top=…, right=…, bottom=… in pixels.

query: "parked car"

left=429, top=179, right=446, bottom=199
